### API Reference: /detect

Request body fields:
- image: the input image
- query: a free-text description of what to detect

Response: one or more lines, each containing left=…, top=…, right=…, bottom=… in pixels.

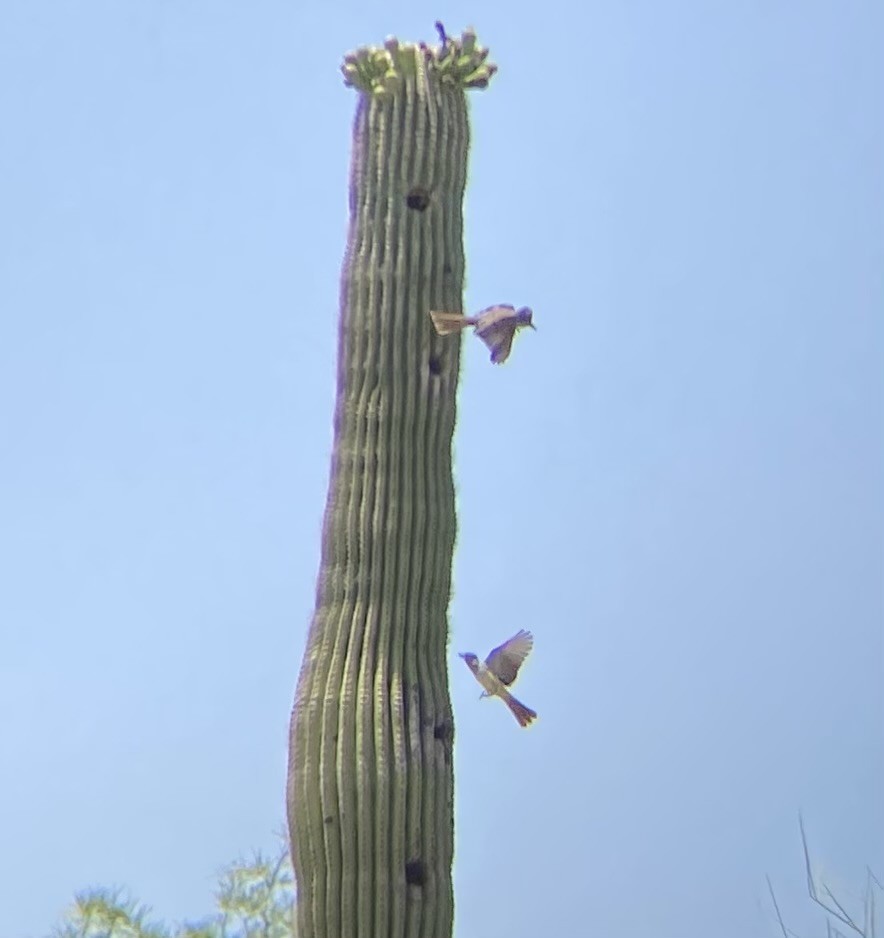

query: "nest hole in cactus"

left=406, top=186, right=430, bottom=211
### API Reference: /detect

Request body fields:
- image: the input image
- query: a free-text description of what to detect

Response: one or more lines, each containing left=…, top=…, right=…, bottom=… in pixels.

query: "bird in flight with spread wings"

left=459, top=629, right=537, bottom=727
left=429, top=304, right=536, bottom=364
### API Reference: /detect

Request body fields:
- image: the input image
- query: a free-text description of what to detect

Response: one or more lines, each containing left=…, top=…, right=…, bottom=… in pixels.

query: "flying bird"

left=429, top=304, right=535, bottom=364
left=459, top=629, right=537, bottom=727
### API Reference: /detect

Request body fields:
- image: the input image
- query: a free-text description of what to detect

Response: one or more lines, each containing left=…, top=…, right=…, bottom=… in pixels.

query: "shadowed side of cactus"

left=286, top=28, right=496, bottom=938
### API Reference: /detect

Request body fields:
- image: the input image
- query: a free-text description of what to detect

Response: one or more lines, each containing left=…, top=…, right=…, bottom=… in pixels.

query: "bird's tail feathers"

left=501, top=690, right=537, bottom=728
left=429, top=310, right=475, bottom=336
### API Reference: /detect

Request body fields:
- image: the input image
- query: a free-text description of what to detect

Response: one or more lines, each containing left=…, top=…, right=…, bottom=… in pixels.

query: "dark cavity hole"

left=406, top=187, right=430, bottom=212
left=428, top=355, right=443, bottom=376
left=405, top=858, right=426, bottom=886
left=433, top=720, right=452, bottom=742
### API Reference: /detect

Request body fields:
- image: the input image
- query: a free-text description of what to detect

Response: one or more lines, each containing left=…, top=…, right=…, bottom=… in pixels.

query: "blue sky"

left=1, top=2, right=882, bottom=936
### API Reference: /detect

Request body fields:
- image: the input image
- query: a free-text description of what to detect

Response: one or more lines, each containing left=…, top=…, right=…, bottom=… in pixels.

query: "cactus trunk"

left=286, top=30, right=496, bottom=938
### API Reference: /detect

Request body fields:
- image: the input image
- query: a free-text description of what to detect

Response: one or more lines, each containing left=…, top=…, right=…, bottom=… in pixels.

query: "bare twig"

left=768, top=875, right=791, bottom=938
left=800, top=812, right=878, bottom=937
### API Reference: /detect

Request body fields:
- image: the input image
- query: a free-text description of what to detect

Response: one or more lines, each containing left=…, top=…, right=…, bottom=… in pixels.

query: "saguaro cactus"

left=286, top=27, right=496, bottom=938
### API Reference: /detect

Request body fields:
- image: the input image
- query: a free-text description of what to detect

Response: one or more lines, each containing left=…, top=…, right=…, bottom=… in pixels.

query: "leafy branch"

left=51, top=841, right=295, bottom=938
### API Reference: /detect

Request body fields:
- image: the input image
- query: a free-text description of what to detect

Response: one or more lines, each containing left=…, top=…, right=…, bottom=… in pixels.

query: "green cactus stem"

left=286, top=27, right=496, bottom=938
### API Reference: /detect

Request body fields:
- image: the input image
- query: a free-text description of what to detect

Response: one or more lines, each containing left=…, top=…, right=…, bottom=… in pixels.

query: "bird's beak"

left=529, top=323, right=537, bottom=330
left=457, top=652, right=466, bottom=659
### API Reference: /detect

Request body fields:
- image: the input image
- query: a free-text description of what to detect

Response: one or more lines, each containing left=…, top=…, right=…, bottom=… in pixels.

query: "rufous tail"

left=501, top=690, right=537, bottom=728
left=429, top=310, right=476, bottom=336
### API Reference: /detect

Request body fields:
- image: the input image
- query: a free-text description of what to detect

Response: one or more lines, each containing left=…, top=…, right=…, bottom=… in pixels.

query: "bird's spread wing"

left=485, top=326, right=515, bottom=364
left=485, top=629, right=534, bottom=685
left=474, top=306, right=519, bottom=364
